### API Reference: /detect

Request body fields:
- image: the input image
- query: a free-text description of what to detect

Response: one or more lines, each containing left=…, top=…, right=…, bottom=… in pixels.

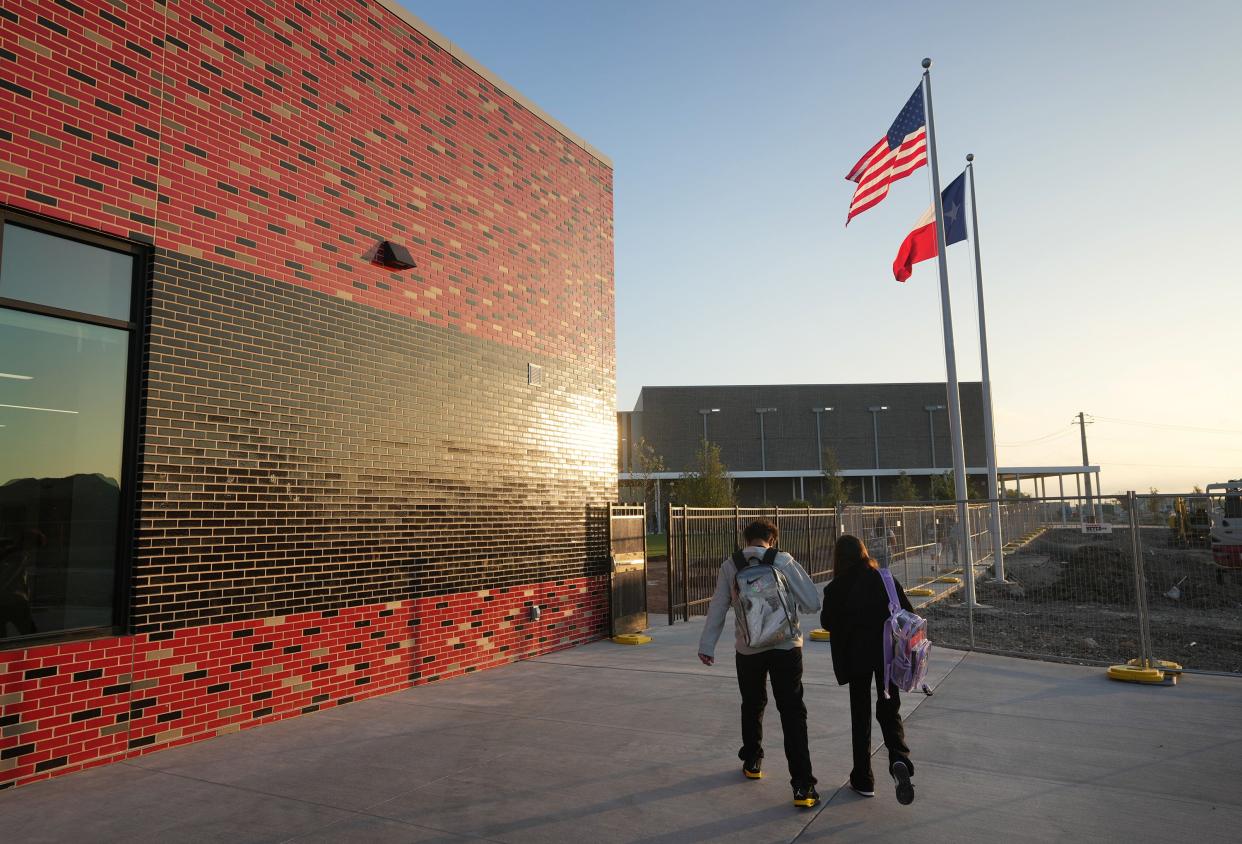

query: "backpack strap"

left=878, top=566, right=902, bottom=615
left=878, top=567, right=901, bottom=699
left=733, top=547, right=779, bottom=569
left=729, top=550, right=747, bottom=604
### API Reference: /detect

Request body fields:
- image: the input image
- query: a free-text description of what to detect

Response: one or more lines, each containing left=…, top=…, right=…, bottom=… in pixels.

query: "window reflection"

left=0, top=234, right=133, bottom=641
left=0, top=224, right=133, bottom=321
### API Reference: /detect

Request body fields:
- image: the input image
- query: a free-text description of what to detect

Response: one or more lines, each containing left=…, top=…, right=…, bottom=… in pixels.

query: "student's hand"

left=698, top=653, right=714, bottom=666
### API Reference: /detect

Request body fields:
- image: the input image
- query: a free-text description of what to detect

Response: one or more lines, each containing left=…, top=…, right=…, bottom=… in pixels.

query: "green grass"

left=645, top=533, right=668, bottom=558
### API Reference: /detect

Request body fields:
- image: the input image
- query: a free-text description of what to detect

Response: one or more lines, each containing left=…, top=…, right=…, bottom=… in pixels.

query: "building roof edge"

left=373, top=0, right=612, bottom=168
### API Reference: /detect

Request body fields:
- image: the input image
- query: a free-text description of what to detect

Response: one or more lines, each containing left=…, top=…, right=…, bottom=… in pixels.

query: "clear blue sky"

left=407, top=0, right=1242, bottom=492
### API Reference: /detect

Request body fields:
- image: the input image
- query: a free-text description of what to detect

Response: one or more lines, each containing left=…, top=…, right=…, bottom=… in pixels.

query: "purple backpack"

left=879, top=567, right=932, bottom=698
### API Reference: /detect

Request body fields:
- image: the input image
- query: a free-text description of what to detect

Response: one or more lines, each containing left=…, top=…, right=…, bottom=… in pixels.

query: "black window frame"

left=0, top=205, right=149, bottom=649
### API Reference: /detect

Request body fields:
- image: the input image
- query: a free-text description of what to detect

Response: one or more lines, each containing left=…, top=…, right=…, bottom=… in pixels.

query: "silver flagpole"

left=966, top=154, right=1007, bottom=582
left=921, top=58, right=977, bottom=607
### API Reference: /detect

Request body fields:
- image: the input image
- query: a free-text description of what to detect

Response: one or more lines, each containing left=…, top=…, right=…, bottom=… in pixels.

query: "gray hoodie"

left=697, top=546, right=822, bottom=657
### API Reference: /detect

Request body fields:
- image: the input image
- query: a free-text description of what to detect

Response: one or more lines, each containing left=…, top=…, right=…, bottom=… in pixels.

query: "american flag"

left=845, top=85, right=928, bottom=225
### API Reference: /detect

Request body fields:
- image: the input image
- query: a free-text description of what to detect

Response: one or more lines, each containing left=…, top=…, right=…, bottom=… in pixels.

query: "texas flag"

left=892, top=171, right=967, bottom=282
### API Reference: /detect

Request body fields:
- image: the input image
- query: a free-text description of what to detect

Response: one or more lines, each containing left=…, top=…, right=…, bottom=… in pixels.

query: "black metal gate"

left=608, top=503, right=648, bottom=636
left=666, top=505, right=841, bottom=623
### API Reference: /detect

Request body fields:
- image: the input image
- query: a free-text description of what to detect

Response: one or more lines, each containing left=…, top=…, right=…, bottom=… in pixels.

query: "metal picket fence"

left=664, top=506, right=840, bottom=624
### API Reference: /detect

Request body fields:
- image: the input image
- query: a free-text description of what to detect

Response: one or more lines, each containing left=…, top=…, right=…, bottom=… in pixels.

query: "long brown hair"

left=832, top=533, right=878, bottom=579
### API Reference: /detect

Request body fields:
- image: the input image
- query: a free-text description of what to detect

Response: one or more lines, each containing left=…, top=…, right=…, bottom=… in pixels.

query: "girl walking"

left=820, top=533, right=916, bottom=804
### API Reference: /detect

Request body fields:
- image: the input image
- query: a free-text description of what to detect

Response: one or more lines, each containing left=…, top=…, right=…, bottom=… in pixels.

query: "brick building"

left=619, top=383, right=987, bottom=505
left=0, top=0, right=614, bottom=788
left=619, top=384, right=1101, bottom=510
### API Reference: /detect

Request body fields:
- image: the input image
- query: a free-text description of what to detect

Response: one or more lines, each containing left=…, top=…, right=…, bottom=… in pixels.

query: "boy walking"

left=697, top=518, right=822, bottom=808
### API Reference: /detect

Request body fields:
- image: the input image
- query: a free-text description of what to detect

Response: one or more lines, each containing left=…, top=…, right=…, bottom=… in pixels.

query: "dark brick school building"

left=0, top=0, right=615, bottom=787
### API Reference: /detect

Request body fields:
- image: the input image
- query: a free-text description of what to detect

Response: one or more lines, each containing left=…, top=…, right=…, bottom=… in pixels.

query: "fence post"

left=1127, top=491, right=1154, bottom=668
left=991, top=493, right=1007, bottom=581
left=666, top=503, right=674, bottom=626
left=805, top=504, right=812, bottom=567
left=681, top=505, right=691, bottom=622
left=899, top=505, right=907, bottom=584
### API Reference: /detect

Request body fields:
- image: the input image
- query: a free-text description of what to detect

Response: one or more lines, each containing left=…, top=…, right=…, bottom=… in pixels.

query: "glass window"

left=1, top=216, right=139, bottom=644
left=0, top=223, right=133, bottom=321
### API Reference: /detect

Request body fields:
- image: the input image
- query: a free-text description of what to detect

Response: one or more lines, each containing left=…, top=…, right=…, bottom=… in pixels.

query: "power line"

left=1103, top=461, right=1241, bottom=470
left=989, top=411, right=1240, bottom=450
left=1092, top=415, right=1242, bottom=436
left=998, top=427, right=1073, bottom=447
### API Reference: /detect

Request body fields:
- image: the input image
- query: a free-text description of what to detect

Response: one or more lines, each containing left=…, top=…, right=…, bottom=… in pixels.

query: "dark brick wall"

left=136, top=249, right=614, bottom=632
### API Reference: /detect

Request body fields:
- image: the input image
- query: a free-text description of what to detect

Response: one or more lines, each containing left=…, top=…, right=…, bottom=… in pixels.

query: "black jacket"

left=820, top=566, right=913, bottom=686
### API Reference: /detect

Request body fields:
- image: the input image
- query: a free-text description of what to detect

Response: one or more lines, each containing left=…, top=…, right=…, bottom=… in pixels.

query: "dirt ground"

left=922, top=528, right=1242, bottom=673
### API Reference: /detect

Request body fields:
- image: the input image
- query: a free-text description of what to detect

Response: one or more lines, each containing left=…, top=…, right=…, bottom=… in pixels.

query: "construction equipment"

left=1207, top=480, right=1242, bottom=572
left=1168, top=495, right=1212, bottom=547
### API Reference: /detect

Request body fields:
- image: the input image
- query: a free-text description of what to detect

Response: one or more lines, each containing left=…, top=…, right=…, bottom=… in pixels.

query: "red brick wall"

left=0, top=0, right=616, bottom=789
left=1, top=575, right=607, bottom=788
left=0, top=0, right=614, bottom=369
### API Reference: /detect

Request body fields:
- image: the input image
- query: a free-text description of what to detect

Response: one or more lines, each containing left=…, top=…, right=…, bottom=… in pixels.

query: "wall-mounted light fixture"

left=362, top=240, right=417, bottom=271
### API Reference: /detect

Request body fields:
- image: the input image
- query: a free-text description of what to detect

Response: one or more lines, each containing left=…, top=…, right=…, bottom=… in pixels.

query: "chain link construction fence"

left=666, top=500, right=1039, bottom=622
left=667, top=492, right=1242, bottom=676
left=924, top=493, right=1242, bottom=675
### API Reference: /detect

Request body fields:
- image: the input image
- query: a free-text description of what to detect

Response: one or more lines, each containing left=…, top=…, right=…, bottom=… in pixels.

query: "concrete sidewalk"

left=3, top=617, right=1239, bottom=843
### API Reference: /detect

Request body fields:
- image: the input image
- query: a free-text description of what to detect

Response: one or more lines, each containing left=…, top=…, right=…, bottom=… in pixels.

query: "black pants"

left=735, top=647, right=815, bottom=786
left=848, top=670, right=913, bottom=790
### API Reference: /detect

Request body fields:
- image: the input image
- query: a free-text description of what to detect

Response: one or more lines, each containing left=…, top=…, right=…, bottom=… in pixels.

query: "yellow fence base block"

left=1107, top=664, right=1171, bottom=685
left=935, top=576, right=963, bottom=584
left=1127, top=658, right=1183, bottom=675
left=906, top=587, right=936, bottom=597
left=808, top=629, right=831, bottom=642
left=612, top=633, right=652, bottom=646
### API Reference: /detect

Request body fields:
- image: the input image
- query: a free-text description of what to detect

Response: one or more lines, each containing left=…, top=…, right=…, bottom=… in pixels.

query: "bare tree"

left=632, top=437, right=666, bottom=532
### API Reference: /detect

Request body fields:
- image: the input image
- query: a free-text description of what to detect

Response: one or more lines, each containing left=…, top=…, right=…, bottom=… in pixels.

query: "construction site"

left=656, top=486, right=1242, bottom=679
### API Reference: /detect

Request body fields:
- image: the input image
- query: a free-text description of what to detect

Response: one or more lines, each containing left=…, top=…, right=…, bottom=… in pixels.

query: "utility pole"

left=1074, top=412, right=1097, bottom=522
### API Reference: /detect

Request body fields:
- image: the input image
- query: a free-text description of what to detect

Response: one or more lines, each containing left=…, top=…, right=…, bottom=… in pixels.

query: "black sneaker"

left=848, top=781, right=875, bottom=798
left=792, top=784, right=820, bottom=808
left=891, top=760, right=914, bottom=805
left=742, top=757, right=763, bottom=779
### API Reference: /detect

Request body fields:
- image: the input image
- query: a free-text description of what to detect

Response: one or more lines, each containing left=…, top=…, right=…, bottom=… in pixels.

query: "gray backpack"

left=731, top=548, right=799, bottom=648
